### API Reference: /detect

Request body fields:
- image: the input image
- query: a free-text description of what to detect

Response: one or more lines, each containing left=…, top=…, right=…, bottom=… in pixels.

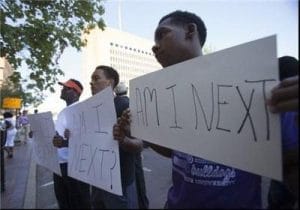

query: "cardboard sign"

left=61, top=87, right=122, bottom=195
left=130, top=35, right=282, bottom=180
left=28, top=112, right=61, bottom=176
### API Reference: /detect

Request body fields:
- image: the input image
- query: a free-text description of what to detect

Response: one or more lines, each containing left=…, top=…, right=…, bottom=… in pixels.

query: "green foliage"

left=0, top=0, right=105, bottom=105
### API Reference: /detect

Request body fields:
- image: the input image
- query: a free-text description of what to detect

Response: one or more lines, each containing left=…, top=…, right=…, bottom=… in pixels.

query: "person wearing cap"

left=89, top=65, right=143, bottom=209
left=115, top=81, right=128, bottom=96
left=52, top=79, right=91, bottom=209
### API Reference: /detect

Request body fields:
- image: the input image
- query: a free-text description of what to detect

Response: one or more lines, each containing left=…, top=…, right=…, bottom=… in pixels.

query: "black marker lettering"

left=110, top=150, right=117, bottom=189
left=87, top=145, right=98, bottom=178
left=135, top=88, right=145, bottom=126
left=99, top=149, right=110, bottom=178
left=216, top=84, right=232, bottom=132
left=143, top=87, right=160, bottom=126
left=78, top=144, right=89, bottom=172
left=79, top=112, right=87, bottom=137
left=191, top=83, right=214, bottom=131
left=245, top=79, right=276, bottom=140
left=93, top=104, right=108, bottom=134
left=166, top=84, right=182, bottom=129
left=236, top=86, right=257, bottom=141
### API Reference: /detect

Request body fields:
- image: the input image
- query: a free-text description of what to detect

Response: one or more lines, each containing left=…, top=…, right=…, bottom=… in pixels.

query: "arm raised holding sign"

left=117, top=109, right=172, bottom=158
left=90, top=65, right=145, bottom=209
left=113, top=117, right=143, bottom=153
left=52, top=129, right=69, bottom=148
left=268, top=75, right=299, bottom=115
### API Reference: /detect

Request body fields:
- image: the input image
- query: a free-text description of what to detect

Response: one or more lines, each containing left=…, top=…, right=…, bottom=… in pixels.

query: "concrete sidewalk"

left=0, top=140, right=35, bottom=209
left=1, top=138, right=58, bottom=209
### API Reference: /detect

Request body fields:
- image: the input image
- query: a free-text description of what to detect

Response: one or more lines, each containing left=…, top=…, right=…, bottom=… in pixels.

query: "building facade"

left=80, top=27, right=161, bottom=99
left=0, top=57, right=13, bottom=88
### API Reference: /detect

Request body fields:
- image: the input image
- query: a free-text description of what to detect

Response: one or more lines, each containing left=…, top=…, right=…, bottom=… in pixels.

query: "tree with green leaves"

left=0, top=79, right=44, bottom=109
left=0, top=0, right=106, bottom=106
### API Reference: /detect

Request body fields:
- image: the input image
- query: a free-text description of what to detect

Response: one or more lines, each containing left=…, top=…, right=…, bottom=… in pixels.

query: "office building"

left=0, top=57, right=13, bottom=88
left=80, top=27, right=161, bottom=99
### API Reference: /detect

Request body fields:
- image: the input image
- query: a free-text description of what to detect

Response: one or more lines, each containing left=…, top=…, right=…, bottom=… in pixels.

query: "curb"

left=23, top=146, right=36, bottom=209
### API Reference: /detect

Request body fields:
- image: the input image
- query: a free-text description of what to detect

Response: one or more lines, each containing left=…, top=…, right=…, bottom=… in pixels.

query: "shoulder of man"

left=114, top=96, right=129, bottom=118
left=114, top=95, right=129, bottom=105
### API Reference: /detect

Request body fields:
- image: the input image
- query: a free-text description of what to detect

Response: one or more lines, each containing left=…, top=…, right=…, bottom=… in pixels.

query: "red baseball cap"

left=58, top=79, right=83, bottom=95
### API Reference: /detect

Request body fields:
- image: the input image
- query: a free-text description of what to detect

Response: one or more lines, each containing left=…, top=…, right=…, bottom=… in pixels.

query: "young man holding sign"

left=90, top=65, right=144, bottom=209
left=116, top=10, right=299, bottom=208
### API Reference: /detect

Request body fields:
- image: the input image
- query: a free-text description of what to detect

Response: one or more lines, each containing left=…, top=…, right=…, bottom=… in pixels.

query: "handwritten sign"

left=61, top=87, right=122, bottom=195
left=130, top=35, right=282, bottom=180
left=2, top=97, right=22, bottom=109
left=28, top=112, right=61, bottom=176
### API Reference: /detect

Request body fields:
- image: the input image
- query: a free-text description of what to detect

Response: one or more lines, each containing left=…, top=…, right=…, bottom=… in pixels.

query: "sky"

left=35, top=0, right=299, bottom=114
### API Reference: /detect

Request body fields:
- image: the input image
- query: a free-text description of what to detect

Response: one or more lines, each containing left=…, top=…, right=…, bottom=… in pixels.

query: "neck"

left=185, top=47, right=203, bottom=62
left=66, top=98, right=78, bottom=106
left=193, top=48, right=203, bottom=57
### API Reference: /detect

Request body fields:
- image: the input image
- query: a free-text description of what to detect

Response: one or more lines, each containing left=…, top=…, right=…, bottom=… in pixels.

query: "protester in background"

left=18, top=110, right=30, bottom=144
left=3, top=112, right=17, bottom=158
left=115, top=82, right=149, bottom=209
left=28, top=109, right=38, bottom=139
left=52, top=79, right=91, bottom=209
left=267, top=56, right=299, bottom=209
left=90, top=65, right=143, bottom=209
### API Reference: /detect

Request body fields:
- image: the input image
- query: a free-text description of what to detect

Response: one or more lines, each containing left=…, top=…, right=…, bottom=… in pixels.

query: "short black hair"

left=70, top=79, right=84, bottom=92
left=159, top=10, right=207, bottom=47
left=3, top=112, right=13, bottom=118
left=278, top=56, right=298, bottom=81
left=95, top=65, right=120, bottom=88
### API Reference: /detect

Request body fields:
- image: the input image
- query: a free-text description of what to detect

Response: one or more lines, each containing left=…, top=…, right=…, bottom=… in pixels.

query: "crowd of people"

left=1, top=10, right=298, bottom=209
left=1, top=109, right=34, bottom=158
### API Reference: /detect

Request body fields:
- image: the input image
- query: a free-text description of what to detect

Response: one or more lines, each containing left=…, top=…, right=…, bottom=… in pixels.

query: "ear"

left=185, top=23, right=197, bottom=39
left=109, top=79, right=115, bottom=88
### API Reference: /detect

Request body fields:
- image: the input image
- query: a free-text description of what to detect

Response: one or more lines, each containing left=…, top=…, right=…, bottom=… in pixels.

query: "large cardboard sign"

left=28, top=112, right=61, bottom=176
left=61, top=87, right=122, bottom=195
left=130, top=35, right=282, bottom=180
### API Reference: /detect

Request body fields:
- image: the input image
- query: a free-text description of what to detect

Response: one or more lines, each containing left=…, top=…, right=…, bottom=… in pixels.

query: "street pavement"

left=0, top=140, right=32, bottom=209
left=1, top=139, right=271, bottom=209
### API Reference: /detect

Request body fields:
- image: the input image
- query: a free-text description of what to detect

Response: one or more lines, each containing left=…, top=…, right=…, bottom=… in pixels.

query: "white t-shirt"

left=4, top=117, right=17, bottom=147
left=55, top=108, right=68, bottom=164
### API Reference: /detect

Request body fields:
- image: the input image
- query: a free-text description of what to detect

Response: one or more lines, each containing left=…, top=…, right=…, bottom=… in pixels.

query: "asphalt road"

left=36, top=147, right=270, bottom=209
left=35, top=147, right=172, bottom=209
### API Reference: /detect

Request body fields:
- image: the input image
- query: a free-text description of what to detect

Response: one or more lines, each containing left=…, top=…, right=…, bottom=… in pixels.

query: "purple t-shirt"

left=167, top=151, right=261, bottom=209
left=281, top=112, right=298, bottom=150
left=18, top=115, right=29, bottom=126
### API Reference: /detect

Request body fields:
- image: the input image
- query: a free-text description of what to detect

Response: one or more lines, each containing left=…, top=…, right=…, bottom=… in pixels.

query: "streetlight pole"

left=0, top=126, right=6, bottom=192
